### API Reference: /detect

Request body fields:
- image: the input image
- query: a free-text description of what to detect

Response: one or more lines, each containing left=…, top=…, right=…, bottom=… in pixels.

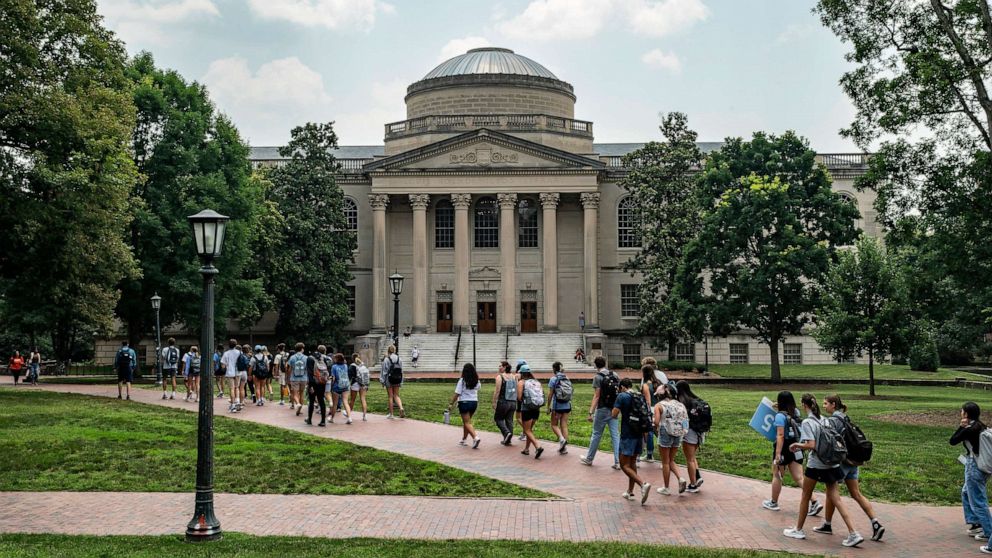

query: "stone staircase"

left=507, top=333, right=592, bottom=373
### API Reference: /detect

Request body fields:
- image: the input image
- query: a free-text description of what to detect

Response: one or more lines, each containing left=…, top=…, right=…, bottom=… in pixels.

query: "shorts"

left=162, top=368, right=178, bottom=378
left=188, top=368, right=200, bottom=377
left=620, top=437, right=644, bottom=457
left=840, top=463, right=859, bottom=481
left=805, top=466, right=844, bottom=484
left=237, top=371, right=248, bottom=385
left=117, top=369, right=133, bottom=383
left=657, top=430, right=683, bottom=448
left=521, top=408, right=540, bottom=422
left=551, top=406, right=572, bottom=414
left=331, top=386, right=348, bottom=395
left=290, top=379, right=307, bottom=389
left=684, top=428, right=705, bottom=446
left=773, top=443, right=804, bottom=466
left=457, top=401, right=478, bottom=415
left=253, top=371, right=270, bottom=380
left=277, top=373, right=286, bottom=386
left=351, top=383, right=366, bottom=392
left=387, top=375, right=403, bottom=387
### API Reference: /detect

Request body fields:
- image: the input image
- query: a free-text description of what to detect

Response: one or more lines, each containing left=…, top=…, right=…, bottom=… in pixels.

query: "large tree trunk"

left=770, top=336, right=782, bottom=383
left=667, top=331, right=677, bottom=361
left=868, top=346, right=876, bottom=397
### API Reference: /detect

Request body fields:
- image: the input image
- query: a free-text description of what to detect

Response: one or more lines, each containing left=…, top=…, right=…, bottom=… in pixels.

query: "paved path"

left=0, top=384, right=980, bottom=557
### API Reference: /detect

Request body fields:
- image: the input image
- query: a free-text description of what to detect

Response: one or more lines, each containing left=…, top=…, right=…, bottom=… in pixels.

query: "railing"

left=339, top=158, right=373, bottom=172
left=384, top=114, right=594, bottom=140
left=504, top=328, right=510, bottom=362
left=816, top=153, right=872, bottom=167
left=602, top=155, right=625, bottom=168
left=453, top=325, right=462, bottom=372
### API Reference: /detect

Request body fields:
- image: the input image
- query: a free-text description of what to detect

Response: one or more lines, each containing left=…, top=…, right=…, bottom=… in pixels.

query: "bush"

left=909, top=321, right=940, bottom=372
left=609, top=360, right=708, bottom=373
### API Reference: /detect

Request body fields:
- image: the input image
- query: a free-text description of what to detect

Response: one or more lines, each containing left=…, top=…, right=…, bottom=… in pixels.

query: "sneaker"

left=559, top=439, right=567, bottom=453
left=363, top=415, right=367, bottom=421
left=296, top=406, right=302, bottom=416
left=678, top=477, right=687, bottom=494
left=117, top=395, right=122, bottom=399
left=643, top=456, right=655, bottom=463
left=686, top=482, right=701, bottom=493
left=503, top=432, right=513, bottom=445
left=304, top=418, right=312, bottom=425
left=521, top=449, right=530, bottom=456
left=279, top=401, right=284, bottom=406
left=459, top=440, right=467, bottom=446
left=871, top=520, right=885, bottom=541
left=217, top=392, right=224, bottom=398
left=842, top=532, right=864, bottom=548
left=184, top=394, right=190, bottom=402
left=125, top=395, right=130, bottom=400
left=762, top=499, right=781, bottom=511
left=535, top=447, right=544, bottom=460
left=473, top=437, right=481, bottom=449
left=579, top=456, right=593, bottom=466
left=977, top=534, right=990, bottom=541
left=807, top=499, right=823, bottom=517
left=386, top=414, right=394, bottom=420
left=813, top=523, right=833, bottom=535
left=980, top=546, right=992, bottom=554
left=518, top=433, right=527, bottom=441
left=783, top=528, right=806, bottom=540
left=318, top=421, right=326, bottom=427
left=346, top=418, right=353, bottom=425
left=170, top=393, right=175, bottom=400
left=399, top=408, right=405, bottom=418
left=641, top=483, right=651, bottom=505
left=622, top=491, right=634, bottom=501
left=695, top=478, right=704, bottom=488
left=612, top=463, right=621, bottom=470
left=657, top=487, right=671, bottom=496
left=162, top=393, right=168, bottom=400
left=969, top=525, right=984, bottom=536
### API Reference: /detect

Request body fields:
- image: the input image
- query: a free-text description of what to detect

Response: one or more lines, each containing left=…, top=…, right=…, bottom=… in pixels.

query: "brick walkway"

left=0, top=383, right=979, bottom=557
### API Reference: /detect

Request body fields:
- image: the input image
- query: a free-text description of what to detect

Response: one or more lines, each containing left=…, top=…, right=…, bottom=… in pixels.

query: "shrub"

left=909, top=321, right=940, bottom=372
left=657, top=360, right=708, bottom=373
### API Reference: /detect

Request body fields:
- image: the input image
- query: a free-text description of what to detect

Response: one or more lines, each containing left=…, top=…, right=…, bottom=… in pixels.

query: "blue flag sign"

left=749, top=397, right=778, bottom=443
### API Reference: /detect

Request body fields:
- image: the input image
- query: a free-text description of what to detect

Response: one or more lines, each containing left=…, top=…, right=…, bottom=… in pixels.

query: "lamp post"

left=470, top=322, right=477, bottom=368
left=185, top=209, right=228, bottom=542
left=389, top=272, right=404, bottom=352
left=151, top=293, right=162, bottom=385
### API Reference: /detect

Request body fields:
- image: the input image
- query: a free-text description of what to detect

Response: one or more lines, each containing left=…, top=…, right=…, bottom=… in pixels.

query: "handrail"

left=454, top=325, right=462, bottom=372
left=504, top=328, right=510, bottom=363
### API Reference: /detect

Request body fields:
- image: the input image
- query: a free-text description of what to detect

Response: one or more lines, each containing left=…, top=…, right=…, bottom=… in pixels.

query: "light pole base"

left=185, top=514, right=222, bottom=542
left=185, top=529, right=223, bottom=542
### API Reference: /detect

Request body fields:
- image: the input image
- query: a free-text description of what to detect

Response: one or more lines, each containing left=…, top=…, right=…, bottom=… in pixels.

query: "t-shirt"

left=213, top=352, right=221, bottom=373
left=592, top=369, right=618, bottom=409
left=288, top=353, right=308, bottom=381
left=331, top=362, right=348, bottom=389
left=182, top=352, right=196, bottom=373
left=411, top=348, right=420, bottom=360
left=773, top=410, right=802, bottom=441
left=455, top=378, right=479, bottom=402
left=161, top=346, right=180, bottom=370
left=548, top=373, right=571, bottom=411
left=221, top=348, right=241, bottom=378
left=800, top=414, right=838, bottom=470
left=613, top=391, right=638, bottom=439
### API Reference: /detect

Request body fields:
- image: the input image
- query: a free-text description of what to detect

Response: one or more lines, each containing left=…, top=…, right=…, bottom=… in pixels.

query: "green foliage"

left=266, top=123, right=356, bottom=346
left=908, top=320, right=941, bottom=372
left=618, top=113, right=704, bottom=358
left=676, top=132, right=860, bottom=382
left=0, top=0, right=139, bottom=362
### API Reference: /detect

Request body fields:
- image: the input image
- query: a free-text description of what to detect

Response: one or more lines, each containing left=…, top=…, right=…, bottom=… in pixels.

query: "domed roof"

left=422, top=47, right=558, bottom=80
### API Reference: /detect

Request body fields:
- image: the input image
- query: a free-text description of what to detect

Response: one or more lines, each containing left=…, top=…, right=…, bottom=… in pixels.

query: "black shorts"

left=117, top=369, right=133, bottom=383
left=805, top=467, right=844, bottom=484
left=521, top=408, right=540, bottom=422
left=253, top=371, right=270, bottom=380
left=163, top=368, right=177, bottom=378
left=552, top=407, right=572, bottom=414
left=773, top=443, right=803, bottom=466
left=457, top=401, right=478, bottom=416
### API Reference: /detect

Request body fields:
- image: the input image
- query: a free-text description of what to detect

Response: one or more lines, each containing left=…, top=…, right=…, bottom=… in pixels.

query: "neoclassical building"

left=248, top=47, right=879, bottom=368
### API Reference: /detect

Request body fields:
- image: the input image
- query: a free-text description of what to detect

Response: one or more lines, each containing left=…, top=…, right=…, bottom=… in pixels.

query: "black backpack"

left=688, top=398, right=712, bottom=433
left=115, top=348, right=132, bottom=372
left=813, top=416, right=848, bottom=467
left=166, top=347, right=179, bottom=367
left=627, top=392, right=654, bottom=436
left=840, top=415, right=873, bottom=465
left=597, top=371, right=620, bottom=407
left=387, top=355, right=403, bottom=384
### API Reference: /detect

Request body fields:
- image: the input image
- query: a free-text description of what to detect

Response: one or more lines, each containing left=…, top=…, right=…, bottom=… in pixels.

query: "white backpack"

left=522, top=378, right=545, bottom=410
left=976, top=429, right=992, bottom=474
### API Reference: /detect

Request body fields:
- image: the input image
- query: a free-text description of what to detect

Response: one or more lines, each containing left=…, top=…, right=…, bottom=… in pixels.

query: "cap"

left=254, top=344, right=263, bottom=352
left=516, top=358, right=528, bottom=366
left=519, top=364, right=531, bottom=373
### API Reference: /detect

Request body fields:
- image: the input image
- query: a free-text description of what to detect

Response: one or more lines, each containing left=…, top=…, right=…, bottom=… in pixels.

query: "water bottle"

left=443, top=408, right=451, bottom=425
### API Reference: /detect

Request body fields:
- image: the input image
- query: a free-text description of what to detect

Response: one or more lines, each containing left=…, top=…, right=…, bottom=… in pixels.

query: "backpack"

left=627, top=392, right=654, bottom=436
left=313, top=355, right=329, bottom=385
left=166, top=347, right=179, bottom=367
left=661, top=400, right=689, bottom=437
left=356, top=364, right=370, bottom=387
left=813, top=416, right=848, bottom=467
left=115, top=348, right=132, bottom=372
left=552, top=374, right=573, bottom=403
left=521, top=378, right=545, bottom=410
left=236, top=353, right=249, bottom=372
left=977, top=429, right=992, bottom=475
left=840, top=415, right=873, bottom=465
left=334, top=364, right=350, bottom=391
left=188, top=354, right=201, bottom=375
left=597, top=371, right=620, bottom=407
left=253, top=354, right=268, bottom=374
left=348, top=363, right=358, bottom=384
left=688, top=398, right=713, bottom=433
left=386, top=354, right=403, bottom=384
left=500, top=374, right=517, bottom=400
left=291, top=354, right=307, bottom=379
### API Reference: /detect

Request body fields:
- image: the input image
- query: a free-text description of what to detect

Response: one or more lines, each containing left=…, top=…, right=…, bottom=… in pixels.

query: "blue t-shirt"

left=773, top=410, right=801, bottom=441
left=548, top=373, right=571, bottom=412
left=213, top=353, right=221, bottom=372
left=613, top=391, right=638, bottom=440
left=331, top=363, right=348, bottom=391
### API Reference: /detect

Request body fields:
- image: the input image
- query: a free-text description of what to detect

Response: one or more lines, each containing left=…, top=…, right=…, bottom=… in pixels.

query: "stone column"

left=497, top=193, right=517, bottom=332
left=539, top=192, right=559, bottom=331
left=409, top=193, right=430, bottom=333
left=369, top=193, right=390, bottom=333
left=451, top=193, right=472, bottom=329
left=581, top=192, right=600, bottom=331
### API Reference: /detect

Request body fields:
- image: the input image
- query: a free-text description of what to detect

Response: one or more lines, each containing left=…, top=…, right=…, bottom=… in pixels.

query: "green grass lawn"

left=0, top=390, right=544, bottom=499
left=0, top=534, right=802, bottom=558
left=364, top=381, right=972, bottom=504
left=707, top=363, right=986, bottom=381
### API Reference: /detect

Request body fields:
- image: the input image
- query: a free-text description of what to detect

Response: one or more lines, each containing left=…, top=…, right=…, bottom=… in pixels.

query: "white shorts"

left=350, top=383, right=366, bottom=392
left=277, top=373, right=286, bottom=386
left=237, top=371, right=248, bottom=385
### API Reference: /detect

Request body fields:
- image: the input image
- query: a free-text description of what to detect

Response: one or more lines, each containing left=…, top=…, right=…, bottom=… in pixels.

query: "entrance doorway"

left=436, top=301, right=452, bottom=333
left=520, top=301, right=537, bottom=333
left=477, top=301, right=497, bottom=333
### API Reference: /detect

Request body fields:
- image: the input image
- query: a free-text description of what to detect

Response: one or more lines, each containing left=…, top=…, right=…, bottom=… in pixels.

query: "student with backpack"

left=763, top=390, right=822, bottom=517
left=250, top=344, right=270, bottom=406
left=273, top=343, right=288, bottom=406
left=306, top=345, right=330, bottom=426
left=238, top=345, right=253, bottom=408
left=380, top=345, right=405, bottom=419
left=161, top=338, right=181, bottom=400
left=515, top=359, right=529, bottom=441
left=579, top=356, right=621, bottom=469
left=287, top=343, right=309, bottom=415
left=548, top=361, right=572, bottom=455
left=448, top=363, right=482, bottom=448
left=182, top=346, right=200, bottom=402
left=653, top=383, right=688, bottom=495
left=213, top=347, right=224, bottom=399
left=950, top=401, right=992, bottom=553
left=614, top=378, right=652, bottom=504
left=814, top=394, right=884, bottom=542
left=517, top=365, right=545, bottom=459
left=349, top=354, right=370, bottom=421
left=676, top=380, right=710, bottom=493
left=220, top=340, right=241, bottom=412
left=328, top=353, right=353, bottom=424
left=782, top=393, right=863, bottom=548
left=639, top=365, right=666, bottom=463
left=115, top=342, right=136, bottom=400
left=492, top=360, right=518, bottom=445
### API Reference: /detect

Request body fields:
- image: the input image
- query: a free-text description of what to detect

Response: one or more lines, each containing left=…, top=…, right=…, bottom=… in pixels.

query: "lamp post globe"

left=389, top=272, right=404, bottom=351
left=151, top=293, right=162, bottom=385
left=185, top=209, right=228, bottom=542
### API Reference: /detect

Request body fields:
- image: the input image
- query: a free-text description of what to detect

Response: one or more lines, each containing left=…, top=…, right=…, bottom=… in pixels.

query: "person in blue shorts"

left=548, top=361, right=572, bottom=454
left=613, top=378, right=650, bottom=504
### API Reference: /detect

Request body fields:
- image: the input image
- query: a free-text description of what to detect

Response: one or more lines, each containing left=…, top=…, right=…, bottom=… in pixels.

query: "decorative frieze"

left=449, top=147, right=520, bottom=166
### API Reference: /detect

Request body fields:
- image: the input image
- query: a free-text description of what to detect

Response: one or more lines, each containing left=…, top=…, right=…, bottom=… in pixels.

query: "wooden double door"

left=520, top=301, right=538, bottom=333
left=436, top=302, right=452, bottom=333
left=477, top=302, right=497, bottom=333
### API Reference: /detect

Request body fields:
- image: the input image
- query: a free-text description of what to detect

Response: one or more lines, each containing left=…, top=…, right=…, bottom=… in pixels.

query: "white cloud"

left=438, top=36, right=492, bottom=63
left=623, top=0, right=709, bottom=37
left=246, top=0, right=394, bottom=31
left=495, top=0, right=708, bottom=41
left=98, top=0, right=219, bottom=46
left=776, top=23, right=816, bottom=44
left=641, top=48, right=681, bottom=73
left=202, top=57, right=335, bottom=145
left=334, top=79, right=409, bottom=144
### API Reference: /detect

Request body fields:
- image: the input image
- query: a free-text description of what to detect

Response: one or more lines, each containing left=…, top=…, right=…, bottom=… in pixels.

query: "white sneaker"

left=783, top=528, right=806, bottom=540
left=657, top=487, right=671, bottom=496
left=346, top=418, right=353, bottom=425
left=678, top=477, right=687, bottom=494
left=170, top=393, right=175, bottom=400
left=762, top=499, right=781, bottom=511
left=843, top=532, right=864, bottom=547
left=459, top=440, right=467, bottom=446
left=611, top=463, right=621, bottom=470
left=578, top=456, right=593, bottom=466
left=518, top=433, right=527, bottom=441
left=386, top=414, right=394, bottom=420
left=621, top=491, right=634, bottom=501
left=640, top=483, right=651, bottom=505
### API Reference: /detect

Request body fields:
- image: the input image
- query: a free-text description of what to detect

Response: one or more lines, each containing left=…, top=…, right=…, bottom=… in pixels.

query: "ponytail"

left=801, top=393, right=821, bottom=419
left=825, top=394, right=847, bottom=413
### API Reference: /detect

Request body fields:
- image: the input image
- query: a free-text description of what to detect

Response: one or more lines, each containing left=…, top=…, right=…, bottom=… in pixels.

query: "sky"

left=96, top=0, right=860, bottom=152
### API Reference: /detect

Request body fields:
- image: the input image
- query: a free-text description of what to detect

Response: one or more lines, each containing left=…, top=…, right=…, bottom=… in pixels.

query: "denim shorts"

left=683, top=428, right=704, bottom=446
left=458, top=400, right=478, bottom=416
left=620, top=437, right=644, bottom=457
left=657, top=430, right=683, bottom=448
left=840, top=462, right=859, bottom=480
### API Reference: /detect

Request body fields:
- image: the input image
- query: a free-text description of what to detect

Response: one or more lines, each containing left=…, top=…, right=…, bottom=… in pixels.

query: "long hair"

left=964, top=402, right=987, bottom=430
left=824, top=394, right=847, bottom=413
left=776, top=391, right=797, bottom=418
left=675, top=380, right=699, bottom=406
left=462, top=363, right=479, bottom=390
left=801, top=393, right=821, bottom=419
left=641, top=365, right=655, bottom=384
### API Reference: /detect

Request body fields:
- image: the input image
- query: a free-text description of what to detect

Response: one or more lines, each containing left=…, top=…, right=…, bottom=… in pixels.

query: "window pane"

left=783, top=343, right=802, bottom=365
left=435, top=200, right=454, bottom=248
left=729, top=343, right=749, bottom=364
left=474, top=197, right=499, bottom=248
left=346, top=286, right=356, bottom=319
left=622, top=343, right=641, bottom=365
left=517, top=198, right=538, bottom=248
left=675, top=343, right=695, bottom=362
left=620, top=284, right=640, bottom=317
left=343, top=198, right=358, bottom=232
left=618, top=196, right=641, bottom=248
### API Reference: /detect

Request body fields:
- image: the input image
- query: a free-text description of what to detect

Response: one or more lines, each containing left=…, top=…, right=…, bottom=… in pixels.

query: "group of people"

left=6, top=349, right=41, bottom=385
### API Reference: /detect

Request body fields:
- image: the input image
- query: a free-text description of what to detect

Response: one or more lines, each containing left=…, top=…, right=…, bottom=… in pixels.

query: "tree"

left=0, top=0, right=139, bottom=363
left=619, top=113, right=704, bottom=360
left=817, top=0, right=992, bottom=358
left=677, top=132, right=860, bottom=382
left=266, top=122, right=356, bottom=345
left=814, top=236, right=907, bottom=395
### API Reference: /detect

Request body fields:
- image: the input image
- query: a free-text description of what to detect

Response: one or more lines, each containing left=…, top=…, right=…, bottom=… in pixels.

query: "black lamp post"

left=151, top=293, right=162, bottom=385
left=389, top=272, right=404, bottom=352
left=185, top=209, right=228, bottom=542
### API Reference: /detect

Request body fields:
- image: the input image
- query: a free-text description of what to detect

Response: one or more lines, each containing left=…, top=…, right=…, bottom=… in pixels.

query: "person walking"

left=348, top=354, right=370, bottom=421
left=676, top=380, right=710, bottom=493
left=305, top=345, right=328, bottom=426
left=639, top=365, right=664, bottom=463
left=517, top=365, right=545, bottom=459
left=381, top=345, right=405, bottom=419
left=329, top=353, right=353, bottom=424
left=213, top=347, right=225, bottom=399
left=411, top=345, right=420, bottom=368
left=548, top=361, right=572, bottom=454
left=272, top=343, right=289, bottom=406
left=579, top=356, right=621, bottom=469
left=614, top=378, right=651, bottom=504
left=448, top=363, right=481, bottom=448
left=8, top=351, right=25, bottom=385
left=763, top=390, right=822, bottom=517
left=813, top=394, right=885, bottom=542
left=28, top=348, right=41, bottom=385
left=951, top=401, right=992, bottom=553
left=161, top=338, right=180, bottom=400
left=182, top=346, right=200, bottom=402
left=220, top=339, right=242, bottom=412
left=782, top=393, right=863, bottom=548
left=492, top=360, right=517, bottom=445
left=115, top=342, right=136, bottom=400
left=653, top=383, right=688, bottom=495
left=250, top=344, right=270, bottom=406
left=242, top=345, right=255, bottom=404
left=287, top=343, right=309, bottom=415
left=515, top=359, right=529, bottom=441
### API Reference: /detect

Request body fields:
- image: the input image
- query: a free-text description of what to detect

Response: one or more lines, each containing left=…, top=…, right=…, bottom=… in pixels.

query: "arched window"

left=474, top=197, right=499, bottom=248
left=343, top=197, right=358, bottom=232
left=435, top=199, right=454, bottom=248
left=518, top=198, right=538, bottom=248
left=617, top=196, right=640, bottom=248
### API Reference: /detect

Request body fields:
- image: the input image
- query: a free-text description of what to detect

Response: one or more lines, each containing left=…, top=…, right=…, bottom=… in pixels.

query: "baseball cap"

left=254, top=344, right=263, bottom=352
left=519, top=364, right=531, bottom=373
left=516, top=358, right=528, bottom=366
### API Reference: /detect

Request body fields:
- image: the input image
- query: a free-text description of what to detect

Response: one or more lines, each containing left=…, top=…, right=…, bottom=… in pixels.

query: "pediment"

left=365, top=129, right=604, bottom=172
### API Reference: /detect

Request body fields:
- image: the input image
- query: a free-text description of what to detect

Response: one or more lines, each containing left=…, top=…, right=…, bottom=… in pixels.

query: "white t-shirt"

left=221, top=348, right=241, bottom=378
left=411, top=348, right=420, bottom=360
left=161, top=346, right=180, bottom=370
left=455, top=378, right=479, bottom=402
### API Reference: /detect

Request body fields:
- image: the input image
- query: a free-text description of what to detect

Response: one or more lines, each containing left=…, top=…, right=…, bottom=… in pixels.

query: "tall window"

left=343, top=197, right=358, bottom=233
left=346, top=286, right=356, bottom=319
left=518, top=198, right=538, bottom=248
left=474, top=197, right=499, bottom=248
left=622, top=343, right=642, bottom=366
left=675, top=343, right=695, bottom=362
left=620, top=284, right=640, bottom=317
left=783, top=343, right=803, bottom=365
left=435, top=199, right=454, bottom=248
left=617, top=196, right=640, bottom=248
left=729, top=343, right=749, bottom=364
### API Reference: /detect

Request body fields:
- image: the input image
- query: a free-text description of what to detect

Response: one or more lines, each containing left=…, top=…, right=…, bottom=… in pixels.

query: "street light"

left=389, top=272, right=404, bottom=352
left=185, top=209, right=228, bottom=543
left=151, top=293, right=162, bottom=385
